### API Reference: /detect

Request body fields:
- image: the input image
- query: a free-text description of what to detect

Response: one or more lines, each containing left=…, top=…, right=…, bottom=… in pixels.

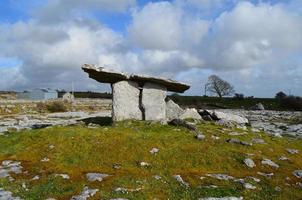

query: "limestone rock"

left=286, top=148, right=299, bottom=154
left=71, top=186, right=98, bottom=200
left=142, top=82, right=166, bottom=121
left=173, top=175, right=189, bottom=187
left=165, top=99, right=184, bottom=120
left=261, top=159, right=279, bottom=168
left=206, top=174, right=234, bottom=180
left=112, top=81, right=142, bottom=121
left=196, top=134, right=206, bottom=140
left=86, top=173, right=110, bottom=182
left=293, top=170, right=302, bottom=178
left=198, top=197, right=243, bottom=200
left=244, top=158, right=256, bottom=168
left=180, top=108, right=202, bottom=120
left=212, top=111, right=249, bottom=125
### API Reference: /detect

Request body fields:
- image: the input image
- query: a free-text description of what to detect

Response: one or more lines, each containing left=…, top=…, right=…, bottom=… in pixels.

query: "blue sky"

left=0, top=0, right=301, bottom=97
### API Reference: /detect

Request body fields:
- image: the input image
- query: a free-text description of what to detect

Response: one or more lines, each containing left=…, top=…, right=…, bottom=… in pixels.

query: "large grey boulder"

left=112, top=81, right=142, bottom=121
left=166, top=99, right=184, bottom=120
left=142, top=82, right=166, bottom=121
left=212, top=111, right=249, bottom=125
left=180, top=108, right=202, bottom=120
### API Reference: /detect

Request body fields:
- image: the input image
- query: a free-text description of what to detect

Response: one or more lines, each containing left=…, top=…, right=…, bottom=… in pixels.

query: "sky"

left=0, top=0, right=301, bottom=97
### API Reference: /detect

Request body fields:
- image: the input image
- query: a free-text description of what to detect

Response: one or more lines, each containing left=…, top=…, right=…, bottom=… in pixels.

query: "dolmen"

left=82, top=64, right=190, bottom=121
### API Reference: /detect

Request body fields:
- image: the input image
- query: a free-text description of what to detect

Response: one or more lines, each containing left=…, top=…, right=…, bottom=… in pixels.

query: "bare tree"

left=205, top=75, right=235, bottom=98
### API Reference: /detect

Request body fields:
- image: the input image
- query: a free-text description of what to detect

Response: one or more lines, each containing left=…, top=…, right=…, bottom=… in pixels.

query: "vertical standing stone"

left=112, top=81, right=142, bottom=121
left=142, top=82, right=167, bottom=121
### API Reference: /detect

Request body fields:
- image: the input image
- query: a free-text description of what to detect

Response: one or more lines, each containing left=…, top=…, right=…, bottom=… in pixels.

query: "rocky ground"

left=214, top=109, right=302, bottom=138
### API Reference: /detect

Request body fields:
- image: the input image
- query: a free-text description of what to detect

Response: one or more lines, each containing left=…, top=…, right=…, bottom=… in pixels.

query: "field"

left=0, top=120, right=301, bottom=199
left=170, top=96, right=280, bottom=110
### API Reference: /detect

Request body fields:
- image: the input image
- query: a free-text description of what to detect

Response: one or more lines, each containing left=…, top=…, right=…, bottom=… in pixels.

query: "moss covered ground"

left=0, top=121, right=301, bottom=199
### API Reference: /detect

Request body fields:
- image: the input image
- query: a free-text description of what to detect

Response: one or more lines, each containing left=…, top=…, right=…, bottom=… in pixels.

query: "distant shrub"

left=46, top=101, right=67, bottom=112
left=280, top=96, right=302, bottom=111
left=275, top=91, right=287, bottom=100
left=233, top=93, right=244, bottom=100
left=36, top=102, right=47, bottom=113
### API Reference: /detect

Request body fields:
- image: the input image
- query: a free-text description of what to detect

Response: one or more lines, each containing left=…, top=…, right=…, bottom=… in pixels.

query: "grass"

left=0, top=121, right=301, bottom=199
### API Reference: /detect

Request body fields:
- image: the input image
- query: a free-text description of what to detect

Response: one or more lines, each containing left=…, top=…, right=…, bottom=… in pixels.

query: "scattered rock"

left=228, top=132, right=246, bottom=136
left=49, top=145, right=55, bottom=149
left=257, top=172, right=274, bottom=178
left=179, top=108, right=202, bottom=120
left=206, top=174, right=234, bottom=180
left=113, top=163, right=121, bottom=170
left=243, top=183, right=256, bottom=190
left=212, top=111, right=249, bottom=125
left=55, top=174, right=70, bottom=180
left=71, top=186, right=98, bottom=200
left=226, top=138, right=251, bottom=146
left=168, top=118, right=198, bottom=132
left=0, top=160, right=22, bottom=179
left=0, top=188, right=22, bottom=200
left=245, top=176, right=260, bottom=183
left=153, top=175, right=161, bottom=180
left=275, top=186, right=282, bottom=192
left=198, top=197, right=243, bottom=200
left=286, top=148, right=299, bottom=154
left=293, top=170, right=302, bottom=179
left=173, top=175, right=189, bottom=187
left=244, top=158, right=256, bottom=168
left=31, top=175, right=40, bottom=180
left=86, top=173, right=110, bottom=182
left=261, top=159, right=279, bottom=168
left=251, top=138, right=266, bottom=144
left=114, top=187, right=143, bottom=193
left=139, top=162, right=150, bottom=167
left=150, top=148, right=159, bottom=154
left=211, top=135, right=220, bottom=140
left=196, top=134, right=206, bottom=140
left=41, top=157, right=50, bottom=162
left=279, top=156, right=289, bottom=161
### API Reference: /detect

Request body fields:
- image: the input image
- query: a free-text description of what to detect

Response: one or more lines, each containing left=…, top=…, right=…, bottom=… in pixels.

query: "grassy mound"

left=0, top=121, right=301, bottom=199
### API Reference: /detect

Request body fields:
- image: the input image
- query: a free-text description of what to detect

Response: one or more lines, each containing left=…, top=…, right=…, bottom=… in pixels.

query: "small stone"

left=251, top=138, right=266, bottom=144
left=257, top=172, right=274, bottom=178
left=139, top=162, right=150, bottom=167
left=71, top=186, right=98, bottom=200
left=293, top=170, right=302, bottom=179
left=261, top=159, right=279, bottom=168
left=279, top=156, right=289, bottom=161
left=55, top=174, right=70, bottom=179
left=173, top=175, right=189, bottom=187
left=226, top=138, right=251, bottom=146
left=153, top=175, right=161, bottom=180
left=198, top=197, right=243, bottom=200
left=150, top=148, right=159, bottom=154
left=206, top=174, right=234, bottom=180
left=211, top=135, right=220, bottom=140
left=113, top=163, right=121, bottom=169
left=286, top=148, right=299, bottom=154
left=244, top=158, right=256, bottom=168
left=196, top=134, right=206, bottom=140
left=245, top=176, right=260, bottom=183
left=275, top=186, right=282, bottom=192
left=49, top=145, right=55, bottom=149
left=41, top=157, right=50, bottom=162
left=86, top=173, right=110, bottom=182
left=31, top=175, right=40, bottom=180
left=243, top=183, right=256, bottom=190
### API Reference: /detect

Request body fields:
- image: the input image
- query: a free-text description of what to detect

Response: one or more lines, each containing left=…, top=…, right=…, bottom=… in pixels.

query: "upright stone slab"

left=112, top=81, right=142, bottom=121
left=142, top=82, right=166, bottom=121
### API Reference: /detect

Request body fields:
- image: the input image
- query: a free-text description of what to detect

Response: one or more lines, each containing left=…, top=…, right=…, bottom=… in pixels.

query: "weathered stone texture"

left=112, top=81, right=142, bottom=121
left=142, top=82, right=166, bottom=121
left=166, top=99, right=184, bottom=120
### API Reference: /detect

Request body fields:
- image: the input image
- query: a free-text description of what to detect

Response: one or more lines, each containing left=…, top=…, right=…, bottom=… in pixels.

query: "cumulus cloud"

left=0, top=0, right=302, bottom=97
left=34, top=0, right=136, bottom=22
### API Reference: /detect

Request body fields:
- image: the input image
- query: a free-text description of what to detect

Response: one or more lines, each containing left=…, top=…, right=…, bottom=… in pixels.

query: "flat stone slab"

left=82, top=64, right=190, bottom=93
